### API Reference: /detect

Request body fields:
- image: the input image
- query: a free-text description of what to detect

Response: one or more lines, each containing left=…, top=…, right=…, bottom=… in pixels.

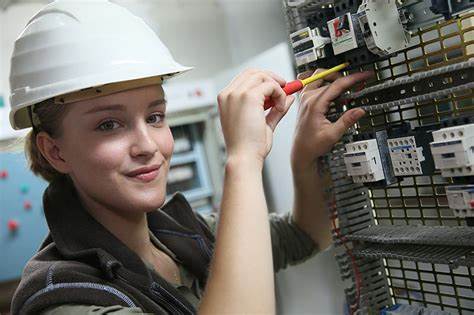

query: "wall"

left=115, top=0, right=233, bottom=83
left=217, top=0, right=289, bottom=66
left=0, top=3, right=42, bottom=139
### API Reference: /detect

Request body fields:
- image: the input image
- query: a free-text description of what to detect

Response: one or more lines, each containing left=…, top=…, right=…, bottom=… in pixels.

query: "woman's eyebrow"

left=83, top=99, right=166, bottom=115
left=149, top=99, right=167, bottom=108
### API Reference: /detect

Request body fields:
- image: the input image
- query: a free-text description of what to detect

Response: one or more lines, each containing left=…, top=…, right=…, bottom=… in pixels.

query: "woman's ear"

left=36, top=131, right=71, bottom=174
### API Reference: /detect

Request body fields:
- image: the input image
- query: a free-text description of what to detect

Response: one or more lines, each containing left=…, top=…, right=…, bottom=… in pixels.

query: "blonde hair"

left=23, top=99, right=70, bottom=182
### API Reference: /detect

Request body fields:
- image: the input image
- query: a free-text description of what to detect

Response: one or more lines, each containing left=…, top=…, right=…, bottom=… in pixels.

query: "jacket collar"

left=42, top=176, right=213, bottom=284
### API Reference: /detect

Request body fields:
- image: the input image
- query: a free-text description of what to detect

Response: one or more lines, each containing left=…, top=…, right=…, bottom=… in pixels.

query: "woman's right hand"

left=217, top=69, right=295, bottom=166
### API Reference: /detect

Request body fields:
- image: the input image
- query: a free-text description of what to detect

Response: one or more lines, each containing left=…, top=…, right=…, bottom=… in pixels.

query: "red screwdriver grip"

left=263, top=80, right=304, bottom=110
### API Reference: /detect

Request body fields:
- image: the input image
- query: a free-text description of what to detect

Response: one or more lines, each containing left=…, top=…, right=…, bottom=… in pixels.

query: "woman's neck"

left=74, top=185, right=155, bottom=265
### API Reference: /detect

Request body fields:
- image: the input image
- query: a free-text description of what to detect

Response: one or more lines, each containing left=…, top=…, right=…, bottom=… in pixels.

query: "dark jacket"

left=11, top=176, right=214, bottom=315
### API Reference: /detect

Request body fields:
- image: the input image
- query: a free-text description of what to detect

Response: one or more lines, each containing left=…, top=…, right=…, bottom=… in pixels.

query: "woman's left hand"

left=291, top=69, right=374, bottom=173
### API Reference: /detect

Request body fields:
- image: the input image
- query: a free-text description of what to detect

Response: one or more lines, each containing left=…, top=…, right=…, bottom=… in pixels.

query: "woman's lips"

left=126, top=165, right=161, bottom=183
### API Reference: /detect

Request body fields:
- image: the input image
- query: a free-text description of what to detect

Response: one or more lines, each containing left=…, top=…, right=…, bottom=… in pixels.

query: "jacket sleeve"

left=41, top=304, right=152, bottom=315
left=201, top=211, right=319, bottom=272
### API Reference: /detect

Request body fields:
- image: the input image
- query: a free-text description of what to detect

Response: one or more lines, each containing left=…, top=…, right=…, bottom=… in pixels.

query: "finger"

left=251, top=81, right=287, bottom=111
left=240, top=70, right=284, bottom=89
left=266, top=95, right=295, bottom=131
left=317, top=71, right=374, bottom=105
left=331, top=108, right=365, bottom=139
left=238, top=70, right=286, bottom=92
left=226, top=68, right=263, bottom=91
left=302, top=68, right=343, bottom=93
left=300, top=85, right=329, bottom=108
left=262, top=70, right=286, bottom=87
left=297, top=70, right=313, bottom=80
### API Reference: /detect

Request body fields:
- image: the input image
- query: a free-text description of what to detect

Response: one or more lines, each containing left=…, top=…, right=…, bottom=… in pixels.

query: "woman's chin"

left=130, top=194, right=166, bottom=212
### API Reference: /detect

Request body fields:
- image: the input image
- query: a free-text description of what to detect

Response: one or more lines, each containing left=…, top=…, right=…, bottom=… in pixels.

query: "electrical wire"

left=330, top=199, right=362, bottom=315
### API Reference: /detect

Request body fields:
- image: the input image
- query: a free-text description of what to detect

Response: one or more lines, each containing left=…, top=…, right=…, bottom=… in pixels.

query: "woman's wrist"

left=225, top=154, right=264, bottom=174
left=291, top=150, right=318, bottom=176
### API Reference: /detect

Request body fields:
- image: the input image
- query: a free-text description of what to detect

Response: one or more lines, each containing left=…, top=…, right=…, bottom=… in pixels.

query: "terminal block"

left=386, top=123, right=436, bottom=177
left=430, top=123, right=474, bottom=177
left=344, top=130, right=397, bottom=186
left=446, top=185, right=474, bottom=218
left=291, top=26, right=331, bottom=66
left=388, top=136, right=425, bottom=176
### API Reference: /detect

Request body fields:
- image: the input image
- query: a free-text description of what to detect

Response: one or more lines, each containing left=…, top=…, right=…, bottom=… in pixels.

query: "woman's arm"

left=200, top=158, right=273, bottom=313
left=199, top=69, right=294, bottom=314
left=291, top=162, right=333, bottom=250
left=290, top=70, right=374, bottom=249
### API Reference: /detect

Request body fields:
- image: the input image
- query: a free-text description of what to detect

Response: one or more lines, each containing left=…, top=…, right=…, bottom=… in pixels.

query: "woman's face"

left=56, top=84, right=174, bottom=215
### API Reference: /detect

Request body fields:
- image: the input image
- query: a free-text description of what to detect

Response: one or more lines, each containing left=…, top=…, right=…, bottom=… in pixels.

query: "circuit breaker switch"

left=446, top=185, right=474, bottom=218
left=343, top=139, right=385, bottom=183
left=430, top=123, right=474, bottom=177
left=291, top=27, right=331, bottom=66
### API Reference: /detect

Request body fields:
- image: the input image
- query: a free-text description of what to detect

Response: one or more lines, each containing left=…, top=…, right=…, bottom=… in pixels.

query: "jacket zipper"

left=116, top=273, right=193, bottom=314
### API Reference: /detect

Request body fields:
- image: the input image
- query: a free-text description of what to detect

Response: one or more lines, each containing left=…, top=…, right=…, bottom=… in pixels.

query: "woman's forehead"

left=70, top=84, right=165, bottom=113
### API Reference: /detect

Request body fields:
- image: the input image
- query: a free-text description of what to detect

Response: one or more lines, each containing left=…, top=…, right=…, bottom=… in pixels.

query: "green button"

left=21, top=185, right=29, bottom=194
left=0, top=96, right=4, bottom=108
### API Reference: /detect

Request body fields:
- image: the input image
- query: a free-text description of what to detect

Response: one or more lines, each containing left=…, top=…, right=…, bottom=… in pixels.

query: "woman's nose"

left=130, top=123, right=159, bottom=158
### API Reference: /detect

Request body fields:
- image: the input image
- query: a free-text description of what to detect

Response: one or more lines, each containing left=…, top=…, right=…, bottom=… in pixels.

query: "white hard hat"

left=9, top=0, right=192, bottom=130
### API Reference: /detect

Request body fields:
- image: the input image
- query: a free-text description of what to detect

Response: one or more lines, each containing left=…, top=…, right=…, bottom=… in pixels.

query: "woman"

left=8, top=1, right=371, bottom=314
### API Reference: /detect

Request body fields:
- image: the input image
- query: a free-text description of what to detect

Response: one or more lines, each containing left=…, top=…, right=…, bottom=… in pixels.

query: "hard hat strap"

left=27, top=105, right=39, bottom=133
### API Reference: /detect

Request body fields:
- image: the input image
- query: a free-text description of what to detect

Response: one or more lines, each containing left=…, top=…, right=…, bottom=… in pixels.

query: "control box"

left=430, top=123, right=474, bottom=177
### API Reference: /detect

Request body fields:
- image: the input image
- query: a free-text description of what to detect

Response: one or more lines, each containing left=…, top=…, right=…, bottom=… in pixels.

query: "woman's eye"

left=97, top=120, right=120, bottom=131
left=147, top=113, right=165, bottom=124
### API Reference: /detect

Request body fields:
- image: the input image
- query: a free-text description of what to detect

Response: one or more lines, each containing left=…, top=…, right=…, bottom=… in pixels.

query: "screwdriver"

left=263, top=62, right=349, bottom=110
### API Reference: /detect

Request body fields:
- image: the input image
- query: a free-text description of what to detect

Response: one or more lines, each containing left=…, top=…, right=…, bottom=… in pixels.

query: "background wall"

left=217, top=0, right=288, bottom=65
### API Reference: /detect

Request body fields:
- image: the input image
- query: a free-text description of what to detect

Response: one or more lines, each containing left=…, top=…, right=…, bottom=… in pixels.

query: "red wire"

left=330, top=200, right=362, bottom=315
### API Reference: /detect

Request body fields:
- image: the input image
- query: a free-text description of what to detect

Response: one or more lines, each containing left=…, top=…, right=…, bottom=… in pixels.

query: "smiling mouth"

left=126, top=165, right=162, bottom=183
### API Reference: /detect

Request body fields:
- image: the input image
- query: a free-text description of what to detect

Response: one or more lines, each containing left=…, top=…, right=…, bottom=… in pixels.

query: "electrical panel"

left=283, top=0, right=474, bottom=313
left=167, top=122, right=219, bottom=215
left=0, top=152, right=49, bottom=282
